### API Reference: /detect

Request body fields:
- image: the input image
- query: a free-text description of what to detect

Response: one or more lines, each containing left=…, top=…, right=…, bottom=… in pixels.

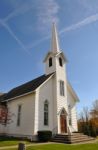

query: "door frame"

left=60, top=108, right=67, bottom=133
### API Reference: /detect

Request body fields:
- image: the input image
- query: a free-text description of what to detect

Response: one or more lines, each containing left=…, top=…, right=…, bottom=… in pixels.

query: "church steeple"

left=44, top=23, right=67, bottom=75
left=51, top=23, right=60, bottom=53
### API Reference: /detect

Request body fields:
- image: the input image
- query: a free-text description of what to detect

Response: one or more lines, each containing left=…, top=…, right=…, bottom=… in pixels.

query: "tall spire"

left=51, top=23, right=60, bottom=53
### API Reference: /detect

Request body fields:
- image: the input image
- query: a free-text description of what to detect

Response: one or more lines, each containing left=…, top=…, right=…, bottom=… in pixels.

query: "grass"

left=26, top=143, right=98, bottom=150
left=1, top=143, right=98, bottom=150
left=0, top=137, right=30, bottom=147
left=0, top=137, right=98, bottom=150
left=1, top=149, right=16, bottom=150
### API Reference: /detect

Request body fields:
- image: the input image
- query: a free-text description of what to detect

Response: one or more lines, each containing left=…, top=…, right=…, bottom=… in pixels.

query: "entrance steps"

left=51, top=133, right=95, bottom=144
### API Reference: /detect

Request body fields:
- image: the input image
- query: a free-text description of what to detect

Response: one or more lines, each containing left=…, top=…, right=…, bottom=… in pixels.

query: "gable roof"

left=0, top=73, right=54, bottom=102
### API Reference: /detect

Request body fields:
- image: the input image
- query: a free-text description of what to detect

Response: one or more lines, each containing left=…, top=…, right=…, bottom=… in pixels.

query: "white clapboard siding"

left=67, top=86, right=78, bottom=131
left=4, top=93, right=35, bottom=136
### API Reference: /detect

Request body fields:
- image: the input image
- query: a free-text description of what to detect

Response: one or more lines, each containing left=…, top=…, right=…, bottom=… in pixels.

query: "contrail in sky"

left=0, top=19, right=31, bottom=55
left=60, top=13, right=98, bottom=34
left=1, top=13, right=98, bottom=52
left=27, top=13, right=98, bottom=49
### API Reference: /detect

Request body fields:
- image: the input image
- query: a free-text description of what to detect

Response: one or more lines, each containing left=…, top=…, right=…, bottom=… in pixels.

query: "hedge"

left=37, top=130, right=52, bottom=142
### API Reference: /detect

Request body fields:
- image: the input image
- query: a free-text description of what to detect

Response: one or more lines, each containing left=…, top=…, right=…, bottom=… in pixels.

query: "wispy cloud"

left=3, top=0, right=60, bottom=33
left=1, top=0, right=98, bottom=55
left=27, top=13, right=98, bottom=50
left=36, top=0, right=59, bottom=32
left=0, top=0, right=59, bottom=51
left=3, top=1, right=34, bottom=22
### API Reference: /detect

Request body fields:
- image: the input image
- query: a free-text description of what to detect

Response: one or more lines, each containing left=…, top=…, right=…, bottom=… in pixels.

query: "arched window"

left=59, top=57, right=63, bottom=67
left=44, top=100, right=49, bottom=125
left=49, top=57, right=52, bottom=67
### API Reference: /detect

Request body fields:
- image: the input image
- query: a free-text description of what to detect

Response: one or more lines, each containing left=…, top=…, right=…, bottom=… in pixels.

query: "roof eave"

left=1, top=91, right=36, bottom=103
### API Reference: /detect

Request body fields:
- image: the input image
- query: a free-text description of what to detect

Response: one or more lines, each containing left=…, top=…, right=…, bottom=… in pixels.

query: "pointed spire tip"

left=51, top=23, right=60, bottom=53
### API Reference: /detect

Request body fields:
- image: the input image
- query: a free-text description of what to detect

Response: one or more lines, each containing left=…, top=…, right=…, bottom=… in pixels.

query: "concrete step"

left=54, top=135, right=91, bottom=139
left=52, top=136, right=94, bottom=140
left=51, top=139, right=70, bottom=144
left=52, top=133, right=95, bottom=144
left=52, top=138, right=95, bottom=144
left=70, top=138, right=95, bottom=144
left=71, top=136, right=94, bottom=140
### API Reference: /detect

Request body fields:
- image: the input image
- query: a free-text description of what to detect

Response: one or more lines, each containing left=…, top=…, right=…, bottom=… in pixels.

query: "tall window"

left=17, top=105, right=22, bottom=126
left=49, top=57, right=52, bottom=67
left=68, top=105, right=72, bottom=125
left=44, top=100, right=49, bottom=126
left=59, top=57, right=63, bottom=67
left=60, top=80, right=65, bottom=96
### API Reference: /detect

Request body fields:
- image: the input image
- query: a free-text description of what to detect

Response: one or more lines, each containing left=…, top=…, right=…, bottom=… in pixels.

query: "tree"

left=0, top=105, right=8, bottom=125
left=0, top=105, right=14, bottom=125
left=90, top=100, right=98, bottom=135
left=78, top=107, right=91, bottom=135
left=78, top=100, right=98, bottom=137
left=91, top=100, right=98, bottom=118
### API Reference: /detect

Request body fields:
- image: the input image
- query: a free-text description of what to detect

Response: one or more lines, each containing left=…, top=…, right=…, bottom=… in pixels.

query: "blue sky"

left=0, top=0, right=98, bottom=113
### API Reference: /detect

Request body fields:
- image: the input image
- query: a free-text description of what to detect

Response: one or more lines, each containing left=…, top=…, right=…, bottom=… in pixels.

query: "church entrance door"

left=60, top=109, right=67, bottom=133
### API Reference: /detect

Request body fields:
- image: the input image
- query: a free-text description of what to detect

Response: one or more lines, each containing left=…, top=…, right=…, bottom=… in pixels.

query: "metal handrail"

left=67, top=126, right=72, bottom=136
left=52, top=126, right=58, bottom=136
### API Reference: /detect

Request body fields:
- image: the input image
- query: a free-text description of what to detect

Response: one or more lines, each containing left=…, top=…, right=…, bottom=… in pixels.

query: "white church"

left=0, top=24, right=79, bottom=141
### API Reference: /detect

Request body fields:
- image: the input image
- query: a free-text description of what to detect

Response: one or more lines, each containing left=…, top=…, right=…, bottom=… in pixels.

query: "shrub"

left=89, top=123, right=97, bottom=137
left=78, top=121, right=97, bottom=137
left=37, top=130, right=52, bottom=142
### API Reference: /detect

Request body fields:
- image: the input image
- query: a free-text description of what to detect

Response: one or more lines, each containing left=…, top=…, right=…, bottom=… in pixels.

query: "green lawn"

left=0, top=137, right=30, bottom=147
left=0, top=137, right=98, bottom=150
left=1, top=143, right=98, bottom=150
left=27, top=143, right=98, bottom=150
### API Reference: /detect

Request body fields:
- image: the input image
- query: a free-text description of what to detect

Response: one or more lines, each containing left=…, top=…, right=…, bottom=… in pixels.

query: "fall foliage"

left=78, top=100, right=98, bottom=137
left=0, top=105, right=14, bottom=125
left=0, top=105, right=8, bottom=125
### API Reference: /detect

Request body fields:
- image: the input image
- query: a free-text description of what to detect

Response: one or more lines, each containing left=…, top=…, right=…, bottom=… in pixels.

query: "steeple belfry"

left=51, top=23, right=60, bottom=53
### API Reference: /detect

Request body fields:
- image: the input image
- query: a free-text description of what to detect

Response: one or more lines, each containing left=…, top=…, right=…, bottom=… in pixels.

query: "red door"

left=60, top=115, right=67, bottom=133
